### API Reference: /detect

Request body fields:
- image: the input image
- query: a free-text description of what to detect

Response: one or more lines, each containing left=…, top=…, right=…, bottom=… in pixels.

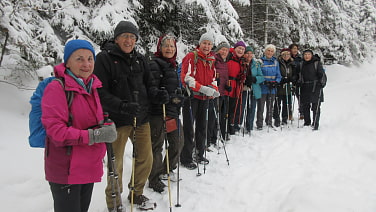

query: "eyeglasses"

left=119, top=34, right=137, bottom=40
left=281, top=53, right=291, bottom=57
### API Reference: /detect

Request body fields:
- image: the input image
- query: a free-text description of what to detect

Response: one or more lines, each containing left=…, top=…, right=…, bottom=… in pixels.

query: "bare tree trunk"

left=264, top=0, right=268, bottom=45
left=0, top=28, right=9, bottom=67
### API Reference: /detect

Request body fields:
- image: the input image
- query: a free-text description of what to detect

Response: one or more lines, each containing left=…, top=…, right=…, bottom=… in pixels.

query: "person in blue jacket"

left=241, top=46, right=264, bottom=132
left=256, top=44, right=282, bottom=130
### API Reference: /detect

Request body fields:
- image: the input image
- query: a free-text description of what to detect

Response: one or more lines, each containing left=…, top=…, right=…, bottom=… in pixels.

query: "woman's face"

left=199, top=40, right=214, bottom=55
left=217, top=47, right=229, bottom=60
left=161, top=39, right=176, bottom=59
left=234, top=46, right=245, bottom=58
left=65, top=49, right=94, bottom=80
left=265, top=48, right=275, bottom=59
left=243, top=51, right=253, bottom=63
left=281, top=51, right=291, bottom=61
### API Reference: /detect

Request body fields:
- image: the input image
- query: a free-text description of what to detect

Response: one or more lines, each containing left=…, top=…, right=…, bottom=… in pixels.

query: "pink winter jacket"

left=41, top=63, right=106, bottom=184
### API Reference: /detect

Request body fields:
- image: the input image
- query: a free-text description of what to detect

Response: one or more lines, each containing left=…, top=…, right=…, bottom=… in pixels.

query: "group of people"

left=38, top=20, right=327, bottom=212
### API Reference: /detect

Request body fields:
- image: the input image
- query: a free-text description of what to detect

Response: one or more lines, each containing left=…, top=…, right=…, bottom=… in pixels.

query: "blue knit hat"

left=64, top=39, right=96, bottom=63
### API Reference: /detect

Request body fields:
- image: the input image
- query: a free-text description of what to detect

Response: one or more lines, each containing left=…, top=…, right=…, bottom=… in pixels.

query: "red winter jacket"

left=227, top=49, right=246, bottom=98
left=41, top=63, right=106, bottom=184
left=180, top=48, right=218, bottom=100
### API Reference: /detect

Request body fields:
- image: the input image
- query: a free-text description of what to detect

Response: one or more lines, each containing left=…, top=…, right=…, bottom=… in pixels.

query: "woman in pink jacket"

left=41, top=40, right=117, bottom=212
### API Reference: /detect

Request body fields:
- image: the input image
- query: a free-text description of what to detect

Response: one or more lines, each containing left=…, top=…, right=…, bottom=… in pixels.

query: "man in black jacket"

left=94, top=21, right=169, bottom=211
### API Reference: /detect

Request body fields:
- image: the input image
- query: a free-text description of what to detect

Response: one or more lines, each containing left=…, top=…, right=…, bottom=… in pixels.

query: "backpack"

left=28, top=77, right=74, bottom=148
left=299, top=60, right=327, bottom=87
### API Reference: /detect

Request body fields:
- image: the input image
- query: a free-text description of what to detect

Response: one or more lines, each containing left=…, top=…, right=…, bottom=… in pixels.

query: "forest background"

left=0, top=0, right=375, bottom=86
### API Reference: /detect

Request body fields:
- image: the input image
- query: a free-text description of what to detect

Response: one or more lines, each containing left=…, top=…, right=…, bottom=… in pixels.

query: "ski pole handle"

left=103, top=112, right=114, bottom=126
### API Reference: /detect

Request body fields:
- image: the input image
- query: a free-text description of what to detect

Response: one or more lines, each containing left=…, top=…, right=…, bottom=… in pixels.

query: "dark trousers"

left=49, top=182, right=94, bottom=212
left=207, top=98, right=218, bottom=145
left=302, top=102, right=321, bottom=127
left=181, top=98, right=209, bottom=163
left=228, top=97, right=237, bottom=134
left=273, top=94, right=292, bottom=123
left=218, top=96, right=229, bottom=139
left=149, top=115, right=184, bottom=184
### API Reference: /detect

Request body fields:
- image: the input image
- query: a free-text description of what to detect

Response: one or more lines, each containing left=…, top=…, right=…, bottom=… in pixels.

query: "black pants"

left=181, top=98, right=209, bottom=163
left=49, top=182, right=94, bottom=212
left=207, top=98, right=218, bottom=145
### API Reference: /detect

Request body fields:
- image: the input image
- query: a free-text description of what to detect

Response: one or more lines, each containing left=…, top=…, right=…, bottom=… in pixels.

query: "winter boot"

left=148, top=180, right=166, bottom=193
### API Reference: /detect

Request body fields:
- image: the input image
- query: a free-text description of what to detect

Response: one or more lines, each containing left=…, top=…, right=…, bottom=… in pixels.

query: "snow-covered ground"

left=1, top=58, right=376, bottom=212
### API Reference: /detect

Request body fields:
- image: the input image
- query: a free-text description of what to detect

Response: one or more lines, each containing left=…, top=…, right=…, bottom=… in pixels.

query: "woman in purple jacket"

left=41, top=40, right=117, bottom=212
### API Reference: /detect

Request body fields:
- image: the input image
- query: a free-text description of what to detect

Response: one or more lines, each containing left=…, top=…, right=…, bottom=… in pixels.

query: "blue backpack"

left=28, top=77, right=73, bottom=148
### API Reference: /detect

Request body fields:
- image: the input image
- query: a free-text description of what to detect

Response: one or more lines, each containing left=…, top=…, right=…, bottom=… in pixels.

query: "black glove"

left=225, top=84, right=232, bottom=92
left=88, top=123, right=117, bottom=145
left=295, top=80, right=302, bottom=87
left=170, top=94, right=184, bottom=107
left=120, top=102, right=140, bottom=116
left=216, top=78, right=220, bottom=87
left=157, top=89, right=170, bottom=104
left=280, top=77, right=289, bottom=84
left=266, top=81, right=277, bottom=88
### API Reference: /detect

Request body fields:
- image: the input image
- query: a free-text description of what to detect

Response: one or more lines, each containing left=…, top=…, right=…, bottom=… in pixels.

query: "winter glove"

left=225, top=84, right=232, bottom=92
left=157, top=89, right=170, bottom=104
left=120, top=102, right=140, bottom=116
left=245, top=75, right=257, bottom=87
left=216, top=78, right=220, bottom=87
left=199, top=86, right=220, bottom=97
left=88, top=123, right=117, bottom=145
left=280, top=77, right=289, bottom=84
left=170, top=93, right=185, bottom=107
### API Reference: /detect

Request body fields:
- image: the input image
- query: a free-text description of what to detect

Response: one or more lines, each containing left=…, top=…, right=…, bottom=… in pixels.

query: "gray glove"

left=88, top=124, right=117, bottom=145
left=199, top=86, right=220, bottom=97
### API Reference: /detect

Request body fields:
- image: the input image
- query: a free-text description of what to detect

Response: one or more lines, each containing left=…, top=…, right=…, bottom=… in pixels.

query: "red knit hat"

left=280, top=48, right=291, bottom=54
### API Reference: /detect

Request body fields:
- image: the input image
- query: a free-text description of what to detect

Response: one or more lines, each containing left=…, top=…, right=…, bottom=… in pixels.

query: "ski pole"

left=161, top=89, right=173, bottom=212
left=204, top=97, right=209, bottom=174
left=104, top=112, right=123, bottom=212
left=175, top=88, right=182, bottom=208
left=297, top=86, right=301, bottom=128
left=213, top=99, right=230, bottom=166
left=313, top=88, right=322, bottom=130
left=291, top=85, right=296, bottom=125
left=185, top=85, right=201, bottom=177
left=285, top=83, right=290, bottom=128
left=130, top=91, right=139, bottom=212
left=224, top=81, right=231, bottom=141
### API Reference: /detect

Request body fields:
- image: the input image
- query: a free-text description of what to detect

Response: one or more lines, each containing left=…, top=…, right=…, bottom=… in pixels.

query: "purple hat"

left=234, top=41, right=246, bottom=49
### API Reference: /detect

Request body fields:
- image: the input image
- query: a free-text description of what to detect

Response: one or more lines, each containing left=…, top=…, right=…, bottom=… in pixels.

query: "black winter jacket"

left=277, top=56, right=296, bottom=96
left=296, top=55, right=326, bottom=104
left=94, top=41, right=159, bottom=127
left=149, top=57, right=181, bottom=118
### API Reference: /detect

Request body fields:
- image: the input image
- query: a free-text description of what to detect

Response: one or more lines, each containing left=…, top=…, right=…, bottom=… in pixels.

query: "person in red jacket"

left=227, top=41, right=246, bottom=135
left=180, top=32, right=219, bottom=169
left=41, top=39, right=117, bottom=212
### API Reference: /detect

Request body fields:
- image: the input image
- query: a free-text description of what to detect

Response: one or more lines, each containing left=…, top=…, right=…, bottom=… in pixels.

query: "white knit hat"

left=199, top=32, right=214, bottom=44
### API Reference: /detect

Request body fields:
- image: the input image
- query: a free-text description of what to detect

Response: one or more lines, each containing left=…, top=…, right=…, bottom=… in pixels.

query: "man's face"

left=304, top=52, right=313, bottom=61
left=291, top=46, right=299, bottom=56
left=115, top=33, right=136, bottom=54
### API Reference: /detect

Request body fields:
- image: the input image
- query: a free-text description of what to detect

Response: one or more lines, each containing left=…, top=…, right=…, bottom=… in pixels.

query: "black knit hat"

left=114, top=21, right=139, bottom=40
left=303, top=49, right=314, bottom=55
